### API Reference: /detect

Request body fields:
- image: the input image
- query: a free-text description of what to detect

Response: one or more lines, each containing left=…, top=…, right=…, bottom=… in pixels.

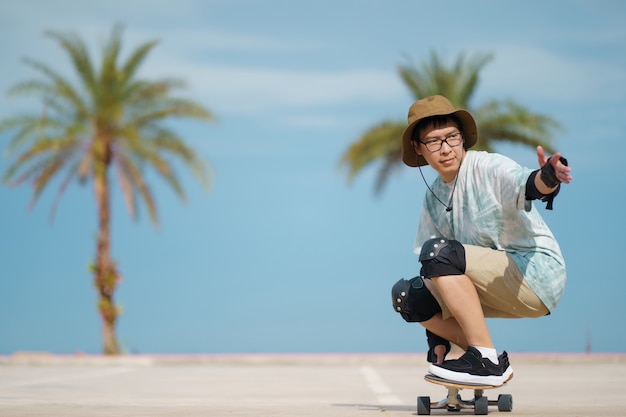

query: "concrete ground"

left=1, top=352, right=625, bottom=417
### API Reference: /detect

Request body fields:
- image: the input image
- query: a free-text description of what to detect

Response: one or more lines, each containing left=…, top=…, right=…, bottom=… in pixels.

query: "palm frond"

left=2, top=23, right=214, bottom=225
left=48, top=162, right=79, bottom=222
left=340, top=49, right=563, bottom=194
left=121, top=40, right=159, bottom=84
left=131, top=98, right=214, bottom=126
left=45, top=29, right=97, bottom=94
left=339, top=120, right=405, bottom=183
left=11, top=59, right=90, bottom=118
left=374, top=150, right=402, bottom=196
left=113, top=155, right=137, bottom=218
left=114, top=152, right=158, bottom=224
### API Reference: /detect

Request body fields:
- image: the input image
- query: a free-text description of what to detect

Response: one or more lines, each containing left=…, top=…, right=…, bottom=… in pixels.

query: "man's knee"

left=419, top=237, right=466, bottom=279
left=391, top=276, right=441, bottom=322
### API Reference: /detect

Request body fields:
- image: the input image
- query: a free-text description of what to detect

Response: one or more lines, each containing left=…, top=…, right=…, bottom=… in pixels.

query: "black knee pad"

left=419, top=237, right=466, bottom=279
left=391, top=276, right=442, bottom=322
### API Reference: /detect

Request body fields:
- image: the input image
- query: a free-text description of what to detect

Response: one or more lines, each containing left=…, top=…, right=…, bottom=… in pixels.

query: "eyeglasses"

left=419, top=131, right=463, bottom=152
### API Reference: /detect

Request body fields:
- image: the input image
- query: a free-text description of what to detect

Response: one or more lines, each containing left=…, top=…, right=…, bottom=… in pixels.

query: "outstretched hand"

left=536, top=146, right=573, bottom=185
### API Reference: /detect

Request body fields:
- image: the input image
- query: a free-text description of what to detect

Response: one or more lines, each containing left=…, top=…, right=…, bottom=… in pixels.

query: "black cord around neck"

left=418, top=158, right=463, bottom=212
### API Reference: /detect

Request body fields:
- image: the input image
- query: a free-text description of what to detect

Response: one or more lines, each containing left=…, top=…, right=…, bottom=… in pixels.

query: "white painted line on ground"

left=359, top=365, right=403, bottom=405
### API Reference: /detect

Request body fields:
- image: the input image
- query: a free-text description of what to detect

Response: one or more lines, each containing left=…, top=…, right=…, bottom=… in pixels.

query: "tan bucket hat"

left=401, top=95, right=478, bottom=167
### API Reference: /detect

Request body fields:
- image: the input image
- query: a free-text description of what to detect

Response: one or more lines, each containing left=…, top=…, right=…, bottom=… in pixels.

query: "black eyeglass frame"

left=417, top=131, right=463, bottom=153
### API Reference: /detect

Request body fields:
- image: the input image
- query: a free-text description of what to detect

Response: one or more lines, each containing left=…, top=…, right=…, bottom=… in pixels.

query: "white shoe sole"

left=428, top=364, right=506, bottom=386
left=503, top=365, right=514, bottom=382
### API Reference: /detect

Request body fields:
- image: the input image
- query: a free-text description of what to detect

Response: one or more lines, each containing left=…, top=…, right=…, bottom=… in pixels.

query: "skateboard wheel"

left=474, top=396, right=488, bottom=415
left=497, top=394, right=513, bottom=412
left=417, top=396, right=431, bottom=415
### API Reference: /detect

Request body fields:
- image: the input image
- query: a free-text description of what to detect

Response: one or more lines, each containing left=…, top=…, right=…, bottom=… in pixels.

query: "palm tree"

left=339, top=51, right=561, bottom=194
left=0, top=24, right=214, bottom=354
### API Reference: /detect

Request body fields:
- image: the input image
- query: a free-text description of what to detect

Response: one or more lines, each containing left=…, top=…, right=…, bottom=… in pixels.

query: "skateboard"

left=417, top=374, right=513, bottom=415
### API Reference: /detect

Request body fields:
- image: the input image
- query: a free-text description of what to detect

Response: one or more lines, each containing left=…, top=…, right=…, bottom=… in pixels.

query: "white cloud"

left=156, top=29, right=320, bottom=52
left=279, top=114, right=343, bottom=129
left=135, top=55, right=404, bottom=115
left=480, top=45, right=626, bottom=104
left=0, top=3, right=405, bottom=120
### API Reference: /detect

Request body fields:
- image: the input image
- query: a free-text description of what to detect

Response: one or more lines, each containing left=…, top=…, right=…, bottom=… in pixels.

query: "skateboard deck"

left=417, top=374, right=513, bottom=415
left=425, top=373, right=505, bottom=389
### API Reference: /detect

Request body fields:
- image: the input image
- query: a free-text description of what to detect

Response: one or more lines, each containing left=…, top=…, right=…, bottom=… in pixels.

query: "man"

left=392, top=95, right=572, bottom=385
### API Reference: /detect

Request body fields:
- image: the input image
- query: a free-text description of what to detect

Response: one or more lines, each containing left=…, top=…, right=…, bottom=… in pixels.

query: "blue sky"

left=1, top=0, right=625, bottom=355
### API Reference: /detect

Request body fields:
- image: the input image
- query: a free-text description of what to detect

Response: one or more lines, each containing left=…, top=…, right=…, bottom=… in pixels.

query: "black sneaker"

left=428, top=346, right=508, bottom=385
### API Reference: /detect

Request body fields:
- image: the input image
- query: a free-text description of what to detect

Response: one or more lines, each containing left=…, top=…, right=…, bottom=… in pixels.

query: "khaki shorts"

left=425, top=245, right=549, bottom=320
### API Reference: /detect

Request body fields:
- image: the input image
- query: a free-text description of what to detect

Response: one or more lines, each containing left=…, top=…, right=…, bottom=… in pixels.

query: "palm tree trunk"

left=93, top=138, right=121, bottom=355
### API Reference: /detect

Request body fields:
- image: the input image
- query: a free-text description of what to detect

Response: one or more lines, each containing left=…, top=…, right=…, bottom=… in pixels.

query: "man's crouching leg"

left=418, top=237, right=467, bottom=280
left=391, top=275, right=451, bottom=362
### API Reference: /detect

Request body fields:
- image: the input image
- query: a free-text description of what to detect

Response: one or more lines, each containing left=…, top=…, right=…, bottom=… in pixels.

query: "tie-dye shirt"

left=413, top=150, right=566, bottom=311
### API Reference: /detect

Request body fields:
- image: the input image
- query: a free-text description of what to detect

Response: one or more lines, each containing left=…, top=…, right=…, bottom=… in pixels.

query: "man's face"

left=413, top=121, right=465, bottom=183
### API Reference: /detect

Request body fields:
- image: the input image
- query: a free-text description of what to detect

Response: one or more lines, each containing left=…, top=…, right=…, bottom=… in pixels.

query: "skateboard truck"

left=418, top=374, right=513, bottom=415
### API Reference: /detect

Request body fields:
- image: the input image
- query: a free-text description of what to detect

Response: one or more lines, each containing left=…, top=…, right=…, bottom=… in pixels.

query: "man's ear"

left=412, top=141, right=422, bottom=156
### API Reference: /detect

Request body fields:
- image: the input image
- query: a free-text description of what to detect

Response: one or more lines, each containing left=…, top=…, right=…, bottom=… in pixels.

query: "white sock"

left=475, top=346, right=498, bottom=364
